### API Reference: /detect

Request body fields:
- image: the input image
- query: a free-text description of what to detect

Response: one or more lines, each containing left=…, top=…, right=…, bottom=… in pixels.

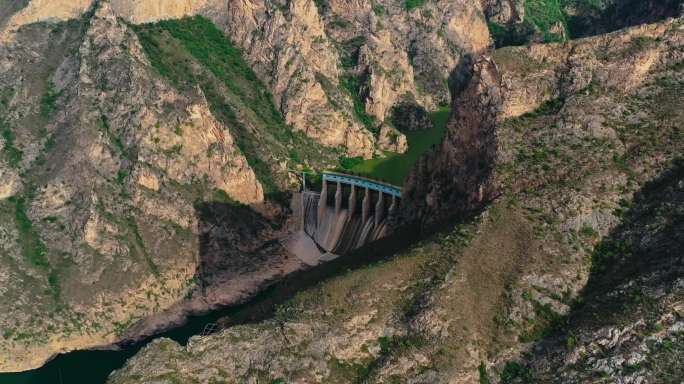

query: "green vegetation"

left=212, top=188, right=242, bottom=205
left=479, top=362, right=492, bottom=384
left=339, top=36, right=366, bottom=69
left=1, top=118, right=22, bottom=168
left=7, top=195, right=62, bottom=302
left=487, top=0, right=642, bottom=46
left=341, top=107, right=450, bottom=185
left=489, top=0, right=570, bottom=45
left=134, top=16, right=331, bottom=193
left=371, top=1, right=385, bottom=16
left=340, top=75, right=377, bottom=134
left=500, top=361, right=533, bottom=383
left=40, top=80, right=63, bottom=118
left=518, top=299, right=563, bottom=342
left=525, top=0, right=567, bottom=42
left=338, top=156, right=364, bottom=170
left=487, top=21, right=536, bottom=47
left=313, top=0, right=329, bottom=14
left=10, top=196, right=49, bottom=269
left=126, top=216, right=160, bottom=277
left=405, top=0, right=425, bottom=11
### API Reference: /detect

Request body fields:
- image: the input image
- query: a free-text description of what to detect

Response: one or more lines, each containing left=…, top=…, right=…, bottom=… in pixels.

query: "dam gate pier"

left=299, top=172, right=402, bottom=256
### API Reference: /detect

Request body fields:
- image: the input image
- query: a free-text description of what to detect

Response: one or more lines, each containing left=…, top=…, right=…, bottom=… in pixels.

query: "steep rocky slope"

left=483, top=0, right=683, bottom=46
left=0, top=0, right=499, bottom=373
left=0, top=1, right=299, bottom=372
left=107, top=18, right=684, bottom=384
left=524, top=159, right=684, bottom=383
left=3, top=0, right=493, bottom=157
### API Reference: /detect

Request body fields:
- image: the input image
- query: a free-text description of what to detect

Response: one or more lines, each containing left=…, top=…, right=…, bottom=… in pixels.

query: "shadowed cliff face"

left=402, top=56, right=503, bottom=226
left=482, top=0, right=683, bottom=47
left=195, top=201, right=287, bottom=289
left=565, top=0, right=684, bottom=38
left=520, top=160, right=684, bottom=383
left=106, top=17, right=683, bottom=384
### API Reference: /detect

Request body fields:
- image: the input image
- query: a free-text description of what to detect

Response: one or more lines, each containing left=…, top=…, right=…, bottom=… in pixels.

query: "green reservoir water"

left=0, top=306, right=239, bottom=384
left=347, top=107, right=450, bottom=186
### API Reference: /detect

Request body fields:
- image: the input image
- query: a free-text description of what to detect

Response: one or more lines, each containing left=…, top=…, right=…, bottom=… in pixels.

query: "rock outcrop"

left=482, top=0, right=683, bottom=46
left=107, top=17, right=684, bottom=384
left=0, top=0, right=301, bottom=372
left=2, top=0, right=494, bottom=157
left=402, top=56, right=502, bottom=226
left=404, top=17, right=683, bottom=225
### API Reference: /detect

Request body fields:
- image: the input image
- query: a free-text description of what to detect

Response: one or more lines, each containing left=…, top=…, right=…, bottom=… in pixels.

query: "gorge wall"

left=3, top=0, right=494, bottom=157
left=0, top=0, right=495, bottom=372
left=108, top=16, right=683, bottom=383
left=403, top=17, right=683, bottom=227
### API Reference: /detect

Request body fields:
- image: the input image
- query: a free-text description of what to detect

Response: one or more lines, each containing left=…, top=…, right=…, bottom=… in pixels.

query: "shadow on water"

left=0, top=198, right=427, bottom=384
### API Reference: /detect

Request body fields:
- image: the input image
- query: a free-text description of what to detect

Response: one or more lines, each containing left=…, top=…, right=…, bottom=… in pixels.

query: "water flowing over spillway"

left=300, top=180, right=399, bottom=255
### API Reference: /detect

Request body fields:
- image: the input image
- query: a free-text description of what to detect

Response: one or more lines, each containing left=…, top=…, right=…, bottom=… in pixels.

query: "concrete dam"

left=290, top=172, right=401, bottom=259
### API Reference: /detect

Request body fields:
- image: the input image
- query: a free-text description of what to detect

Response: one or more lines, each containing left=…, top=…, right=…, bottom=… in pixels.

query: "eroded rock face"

left=3, top=0, right=493, bottom=157
left=481, top=0, right=524, bottom=25
left=495, top=20, right=678, bottom=118
left=376, top=124, right=408, bottom=153
left=110, top=0, right=217, bottom=23
left=210, top=0, right=491, bottom=156
left=107, top=18, right=683, bottom=383
left=402, top=56, right=503, bottom=225
left=0, top=0, right=295, bottom=372
left=404, top=17, right=683, bottom=226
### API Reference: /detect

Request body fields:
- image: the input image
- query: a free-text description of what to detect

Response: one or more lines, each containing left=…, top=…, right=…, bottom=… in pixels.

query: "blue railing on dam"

left=322, top=172, right=402, bottom=198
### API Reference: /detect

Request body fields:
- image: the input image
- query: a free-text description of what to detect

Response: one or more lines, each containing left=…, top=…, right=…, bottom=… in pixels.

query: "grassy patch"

left=40, top=80, right=63, bottom=118
left=479, top=362, right=492, bottom=384
left=525, top=0, right=567, bottom=42
left=489, top=0, right=569, bottom=45
left=343, top=107, right=450, bottom=185
left=1, top=118, right=22, bottom=167
left=340, top=74, right=377, bottom=134
left=134, top=16, right=332, bottom=194
left=405, top=0, right=425, bottom=11
left=10, top=196, right=49, bottom=269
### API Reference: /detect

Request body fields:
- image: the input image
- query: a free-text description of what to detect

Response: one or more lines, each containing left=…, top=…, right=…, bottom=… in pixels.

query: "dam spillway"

left=300, top=172, right=401, bottom=255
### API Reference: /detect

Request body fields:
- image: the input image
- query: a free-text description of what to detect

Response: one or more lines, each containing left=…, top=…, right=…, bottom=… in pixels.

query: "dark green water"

left=0, top=224, right=423, bottom=384
left=0, top=303, right=246, bottom=384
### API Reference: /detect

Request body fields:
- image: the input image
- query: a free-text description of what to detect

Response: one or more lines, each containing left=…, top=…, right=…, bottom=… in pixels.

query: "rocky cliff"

left=3, top=0, right=493, bottom=157
left=208, top=0, right=491, bottom=156
left=107, top=17, right=684, bottom=384
left=483, top=0, right=683, bottom=46
left=0, top=1, right=298, bottom=372
left=0, top=0, right=500, bottom=372
left=404, top=17, right=682, bottom=225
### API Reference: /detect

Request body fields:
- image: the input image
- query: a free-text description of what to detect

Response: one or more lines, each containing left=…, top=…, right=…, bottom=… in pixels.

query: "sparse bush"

left=40, top=81, right=63, bottom=118
left=338, top=156, right=364, bottom=170
left=500, top=361, right=533, bottom=383
left=405, top=0, right=425, bottom=11
left=1, top=120, right=22, bottom=168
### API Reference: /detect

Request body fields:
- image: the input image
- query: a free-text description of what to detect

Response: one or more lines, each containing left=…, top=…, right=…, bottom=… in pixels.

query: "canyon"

left=0, top=0, right=682, bottom=382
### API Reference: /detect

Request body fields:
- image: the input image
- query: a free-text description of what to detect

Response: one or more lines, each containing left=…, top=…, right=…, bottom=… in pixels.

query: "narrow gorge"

left=0, top=0, right=682, bottom=383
